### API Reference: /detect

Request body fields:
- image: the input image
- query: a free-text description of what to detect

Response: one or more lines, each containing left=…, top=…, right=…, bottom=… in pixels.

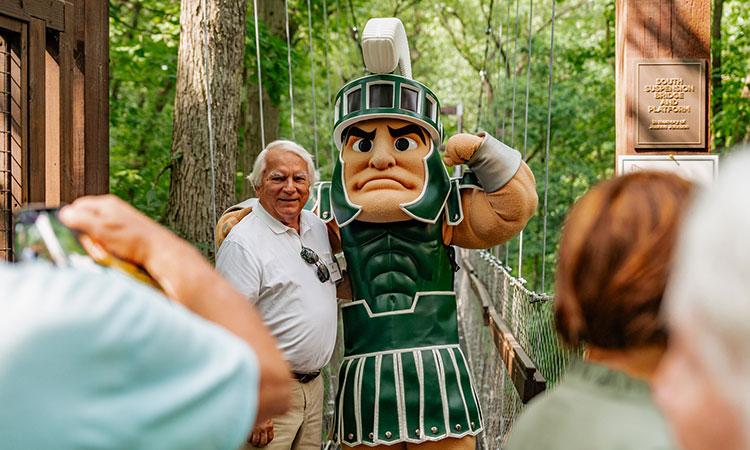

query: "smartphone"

left=13, top=206, right=161, bottom=290
left=14, top=207, right=91, bottom=267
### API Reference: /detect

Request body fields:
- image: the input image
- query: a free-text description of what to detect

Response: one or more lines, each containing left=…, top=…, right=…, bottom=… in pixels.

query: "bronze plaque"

left=635, top=60, right=706, bottom=149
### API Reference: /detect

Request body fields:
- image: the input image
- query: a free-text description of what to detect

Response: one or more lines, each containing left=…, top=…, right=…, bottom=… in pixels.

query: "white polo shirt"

left=216, top=203, right=337, bottom=373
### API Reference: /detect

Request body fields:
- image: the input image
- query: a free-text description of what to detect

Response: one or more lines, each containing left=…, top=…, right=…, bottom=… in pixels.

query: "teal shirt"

left=506, top=360, right=679, bottom=450
left=0, top=263, right=259, bottom=450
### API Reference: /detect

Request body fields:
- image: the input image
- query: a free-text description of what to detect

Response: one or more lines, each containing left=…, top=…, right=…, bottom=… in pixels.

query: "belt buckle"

left=295, top=371, right=320, bottom=384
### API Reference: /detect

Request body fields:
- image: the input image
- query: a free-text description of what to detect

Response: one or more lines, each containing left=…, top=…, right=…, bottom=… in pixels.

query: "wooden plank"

left=27, top=18, right=45, bottom=204
left=0, top=0, right=66, bottom=31
left=24, top=0, right=65, bottom=31
left=468, top=270, right=491, bottom=326
left=488, top=307, right=547, bottom=403
left=11, top=26, right=25, bottom=212
left=0, top=2, right=31, bottom=25
left=1, top=34, right=10, bottom=261
left=74, top=0, right=85, bottom=43
left=58, top=1, right=75, bottom=202
left=465, top=262, right=547, bottom=403
left=45, top=48, right=60, bottom=206
left=83, top=0, right=108, bottom=194
left=0, top=15, right=24, bottom=33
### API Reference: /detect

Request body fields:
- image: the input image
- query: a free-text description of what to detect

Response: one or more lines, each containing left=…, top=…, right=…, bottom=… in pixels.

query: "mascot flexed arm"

left=325, top=18, right=537, bottom=450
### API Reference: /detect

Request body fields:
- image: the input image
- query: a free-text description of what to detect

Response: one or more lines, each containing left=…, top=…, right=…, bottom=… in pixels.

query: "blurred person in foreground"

left=506, top=172, right=692, bottom=450
left=654, top=149, right=750, bottom=450
left=0, top=195, right=290, bottom=450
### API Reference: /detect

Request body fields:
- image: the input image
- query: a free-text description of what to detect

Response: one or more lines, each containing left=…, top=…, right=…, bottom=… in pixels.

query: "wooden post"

left=83, top=0, right=109, bottom=195
left=615, top=0, right=713, bottom=176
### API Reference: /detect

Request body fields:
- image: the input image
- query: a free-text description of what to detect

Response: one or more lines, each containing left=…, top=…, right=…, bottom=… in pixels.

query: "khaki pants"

left=244, top=375, right=323, bottom=450
left=343, top=436, right=476, bottom=450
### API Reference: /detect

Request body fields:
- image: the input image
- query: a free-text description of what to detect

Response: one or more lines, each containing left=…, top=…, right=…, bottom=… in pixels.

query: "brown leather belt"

left=293, top=371, right=321, bottom=384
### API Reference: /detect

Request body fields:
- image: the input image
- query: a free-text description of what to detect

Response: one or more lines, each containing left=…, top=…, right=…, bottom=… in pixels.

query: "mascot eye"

left=394, top=137, right=417, bottom=152
left=352, top=138, right=373, bottom=152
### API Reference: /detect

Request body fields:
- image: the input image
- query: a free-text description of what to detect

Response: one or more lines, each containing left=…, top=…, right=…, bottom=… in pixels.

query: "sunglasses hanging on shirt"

left=300, top=246, right=331, bottom=283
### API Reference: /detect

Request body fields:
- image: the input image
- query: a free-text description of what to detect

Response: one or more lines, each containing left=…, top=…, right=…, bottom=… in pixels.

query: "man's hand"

left=215, top=207, right=253, bottom=249
left=443, top=133, right=483, bottom=167
left=59, top=194, right=176, bottom=268
left=248, top=419, right=274, bottom=447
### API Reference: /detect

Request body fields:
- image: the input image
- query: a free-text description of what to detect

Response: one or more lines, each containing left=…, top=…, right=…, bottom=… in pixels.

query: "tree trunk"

left=240, top=0, right=286, bottom=198
left=167, top=0, right=247, bottom=257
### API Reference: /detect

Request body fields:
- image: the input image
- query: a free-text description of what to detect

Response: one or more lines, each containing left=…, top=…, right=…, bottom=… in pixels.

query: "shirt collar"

left=255, top=201, right=310, bottom=236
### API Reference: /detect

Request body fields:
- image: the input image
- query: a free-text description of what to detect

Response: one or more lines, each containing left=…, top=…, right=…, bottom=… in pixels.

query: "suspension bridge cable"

left=508, top=0, right=521, bottom=156
left=476, top=0, right=496, bottom=132
left=323, top=0, right=335, bottom=164
left=306, top=0, right=320, bottom=167
left=494, top=1, right=505, bottom=135
left=200, top=0, right=217, bottom=244
left=252, top=0, right=266, bottom=149
left=347, top=0, right=364, bottom=68
left=499, top=0, right=513, bottom=139
left=284, top=0, right=296, bottom=140
left=541, top=0, right=556, bottom=290
left=506, top=0, right=521, bottom=268
left=517, top=0, right=534, bottom=279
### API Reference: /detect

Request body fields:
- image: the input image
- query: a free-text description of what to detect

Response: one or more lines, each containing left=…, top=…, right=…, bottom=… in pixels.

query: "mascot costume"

left=216, top=18, right=537, bottom=450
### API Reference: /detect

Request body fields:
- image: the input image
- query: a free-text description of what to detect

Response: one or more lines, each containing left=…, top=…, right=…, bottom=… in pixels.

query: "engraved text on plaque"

left=635, top=60, right=706, bottom=149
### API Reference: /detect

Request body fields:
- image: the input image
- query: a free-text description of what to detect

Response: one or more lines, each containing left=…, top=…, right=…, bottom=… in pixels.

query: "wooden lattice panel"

left=0, top=31, right=22, bottom=261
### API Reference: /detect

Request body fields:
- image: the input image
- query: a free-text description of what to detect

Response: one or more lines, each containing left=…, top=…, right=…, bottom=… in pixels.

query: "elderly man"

left=216, top=140, right=338, bottom=450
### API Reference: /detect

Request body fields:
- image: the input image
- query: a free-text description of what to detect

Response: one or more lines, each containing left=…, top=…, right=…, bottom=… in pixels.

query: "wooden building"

left=0, top=0, right=108, bottom=261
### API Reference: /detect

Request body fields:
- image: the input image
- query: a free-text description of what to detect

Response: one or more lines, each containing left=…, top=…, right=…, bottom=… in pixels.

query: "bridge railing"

left=457, top=248, right=576, bottom=448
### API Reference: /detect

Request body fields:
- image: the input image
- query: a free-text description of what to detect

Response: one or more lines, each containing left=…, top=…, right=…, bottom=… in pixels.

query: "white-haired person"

left=654, top=148, right=750, bottom=450
left=216, top=140, right=338, bottom=450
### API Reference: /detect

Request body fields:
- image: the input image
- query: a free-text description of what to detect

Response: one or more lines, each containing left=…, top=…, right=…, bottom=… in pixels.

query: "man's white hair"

left=664, top=146, right=750, bottom=433
left=249, top=140, right=317, bottom=188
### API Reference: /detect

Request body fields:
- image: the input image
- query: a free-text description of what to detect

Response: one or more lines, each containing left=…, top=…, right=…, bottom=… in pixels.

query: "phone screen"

left=13, top=206, right=161, bottom=290
left=14, top=207, right=93, bottom=268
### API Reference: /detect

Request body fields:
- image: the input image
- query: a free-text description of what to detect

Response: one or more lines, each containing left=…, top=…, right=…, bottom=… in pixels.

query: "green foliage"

left=109, top=0, right=179, bottom=221
left=713, top=0, right=750, bottom=153
left=245, top=15, right=290, bottom=105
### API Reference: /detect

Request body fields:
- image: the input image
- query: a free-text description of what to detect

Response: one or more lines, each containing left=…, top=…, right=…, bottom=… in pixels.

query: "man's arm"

left=442, top=132, right=538, bottom=248
left=59, top=195, right=291, bottom=422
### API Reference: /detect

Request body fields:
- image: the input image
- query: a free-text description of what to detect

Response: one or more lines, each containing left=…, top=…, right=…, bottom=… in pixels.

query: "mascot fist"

left=443, top=133, right=483, bottom=167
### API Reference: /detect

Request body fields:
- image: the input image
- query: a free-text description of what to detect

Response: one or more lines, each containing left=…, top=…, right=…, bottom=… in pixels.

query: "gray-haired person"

left=655, top=147, right=750, bottom=450
left=216, top=140, right=338, bottom=450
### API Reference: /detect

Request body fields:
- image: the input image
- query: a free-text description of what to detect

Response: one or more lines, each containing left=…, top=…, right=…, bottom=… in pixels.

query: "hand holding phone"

left=14, top=206, right=161, bottom=290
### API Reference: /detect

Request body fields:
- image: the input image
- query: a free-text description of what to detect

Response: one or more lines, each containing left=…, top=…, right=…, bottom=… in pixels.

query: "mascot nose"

left=369, top=146, right=396, bottom=170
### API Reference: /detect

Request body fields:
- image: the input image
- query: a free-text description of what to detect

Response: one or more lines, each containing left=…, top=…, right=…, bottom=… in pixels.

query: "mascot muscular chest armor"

left=217, top=18, right=537, bottom=449
left=323, top=18, right=537, bottom=449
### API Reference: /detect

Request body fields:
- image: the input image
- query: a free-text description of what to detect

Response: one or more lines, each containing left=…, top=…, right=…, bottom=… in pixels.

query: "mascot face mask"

left=341, top=118, right=430, bottom=222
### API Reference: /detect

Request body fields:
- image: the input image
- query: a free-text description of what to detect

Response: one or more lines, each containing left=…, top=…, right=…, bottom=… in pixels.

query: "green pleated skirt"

left=335, top=293, right=482, bottom=446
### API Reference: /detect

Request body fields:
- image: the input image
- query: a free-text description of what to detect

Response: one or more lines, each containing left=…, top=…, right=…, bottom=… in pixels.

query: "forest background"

left=109, top=0, right=750, bottom=293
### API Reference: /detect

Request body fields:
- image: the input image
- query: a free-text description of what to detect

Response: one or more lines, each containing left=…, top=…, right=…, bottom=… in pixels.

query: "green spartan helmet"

left=330, top=18, right=451, bottom=226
